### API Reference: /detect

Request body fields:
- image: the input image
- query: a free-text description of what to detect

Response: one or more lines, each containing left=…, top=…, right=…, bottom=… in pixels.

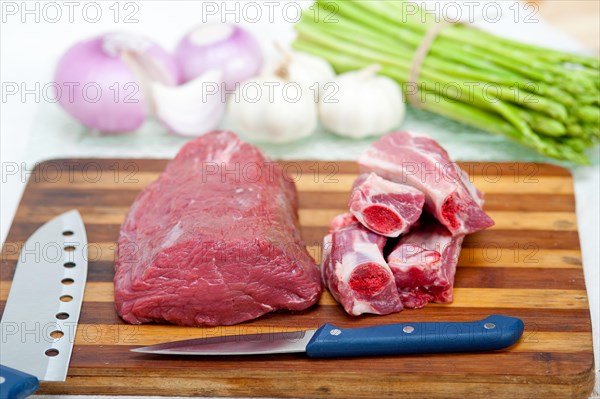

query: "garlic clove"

left=151, top=69, right=225, bottom=137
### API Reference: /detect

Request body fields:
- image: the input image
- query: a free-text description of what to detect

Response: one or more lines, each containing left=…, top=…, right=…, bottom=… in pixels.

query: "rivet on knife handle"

left=305, top=315, right=525, bottom=358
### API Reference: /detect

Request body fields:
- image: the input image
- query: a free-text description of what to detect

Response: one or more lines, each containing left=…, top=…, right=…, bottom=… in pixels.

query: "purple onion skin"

left=175, top=25, right=262, bottom=91
left=54, top=34, right=180, bottom=134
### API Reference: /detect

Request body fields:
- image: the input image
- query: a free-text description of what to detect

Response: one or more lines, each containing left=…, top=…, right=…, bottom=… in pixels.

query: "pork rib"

left=115, top=131, right=322, bottom=326
left=349, top=173, right=425, bottom=237
left=358, top=131, right=494, bottom=235
left=322, top=214, right=402, bottom=316
left=387, top=215, right=464, bottom=309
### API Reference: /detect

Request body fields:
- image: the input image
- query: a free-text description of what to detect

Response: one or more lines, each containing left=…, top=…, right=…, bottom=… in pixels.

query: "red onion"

left=54, top=33, right=180, bottom=133
left=175, top=24, right=262, bottom=91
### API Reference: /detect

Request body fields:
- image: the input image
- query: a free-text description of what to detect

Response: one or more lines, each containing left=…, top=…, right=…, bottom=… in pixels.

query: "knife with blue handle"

left=0, top=211, right=88, bottom=398
left=0, top=366, right=39, bottom=399
left=131, top=315, right=524, bottom=357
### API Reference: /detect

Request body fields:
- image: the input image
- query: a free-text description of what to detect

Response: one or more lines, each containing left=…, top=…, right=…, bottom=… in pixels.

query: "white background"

left=1, top=0, right=598, bottom=397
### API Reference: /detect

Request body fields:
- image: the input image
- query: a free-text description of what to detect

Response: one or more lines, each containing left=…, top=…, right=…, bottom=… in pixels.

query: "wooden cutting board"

left=0, top=159, right=594, bottom=398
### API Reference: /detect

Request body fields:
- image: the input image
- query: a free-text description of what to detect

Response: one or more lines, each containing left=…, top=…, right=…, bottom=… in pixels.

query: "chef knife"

left=131, top=315, right=524, bottom=357
left=0, top=210, right=87, bottom=398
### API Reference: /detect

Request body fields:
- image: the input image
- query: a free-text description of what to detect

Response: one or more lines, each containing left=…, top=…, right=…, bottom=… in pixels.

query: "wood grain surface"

left=0, top=159, right=594, bottom=398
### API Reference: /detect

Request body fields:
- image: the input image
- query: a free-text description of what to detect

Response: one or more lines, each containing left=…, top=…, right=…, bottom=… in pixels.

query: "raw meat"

left=348, top=173, right=425, bottom=237
left=328, top=212, right=359, bottom=231
left=321, top=214, right=402, bottom=316
left=387, top=214, right=464, bottom=308
left=114, top=131, right=322, bottom=326
left=358, top=131, right=494, bottom=236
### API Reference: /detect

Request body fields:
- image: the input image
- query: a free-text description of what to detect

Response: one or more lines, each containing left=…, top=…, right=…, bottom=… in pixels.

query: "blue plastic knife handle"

left=306, top=314, right=524, bottom=358
left=0, top=365, right=39, bottom=399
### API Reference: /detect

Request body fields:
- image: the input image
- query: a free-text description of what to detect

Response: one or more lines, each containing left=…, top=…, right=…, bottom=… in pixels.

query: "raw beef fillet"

left=322, top=214, right=402, bottom=316
left=114, top=131, right=322, bottom=326
left=387, top=215, right=464, bottom=309
left=358, top=131, right=494, bottom=236
left=348, top=173, right=425, bottom=237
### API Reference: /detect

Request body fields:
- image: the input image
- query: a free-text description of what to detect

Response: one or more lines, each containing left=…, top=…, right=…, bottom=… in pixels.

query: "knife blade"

left=0, top=210, right=87, bottom=395
left=131, top=315, right=524, bottom=358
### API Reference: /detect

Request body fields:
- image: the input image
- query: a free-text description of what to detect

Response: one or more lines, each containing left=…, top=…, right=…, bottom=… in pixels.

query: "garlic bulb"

left=320, top=65, right=405, bottom=139
left=265, top=48, right=335, bottom=99
left=227, top=76, right=318, bottom=144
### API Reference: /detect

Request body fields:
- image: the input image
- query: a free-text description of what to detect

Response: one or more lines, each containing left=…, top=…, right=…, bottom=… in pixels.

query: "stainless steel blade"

left=0, top=210, right=87, bottom=381
left=131, top=329, right=316, bottom=355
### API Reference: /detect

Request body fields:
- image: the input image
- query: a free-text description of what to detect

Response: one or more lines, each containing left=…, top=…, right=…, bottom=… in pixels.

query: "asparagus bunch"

left=293, top=0, right=600, bottom=164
